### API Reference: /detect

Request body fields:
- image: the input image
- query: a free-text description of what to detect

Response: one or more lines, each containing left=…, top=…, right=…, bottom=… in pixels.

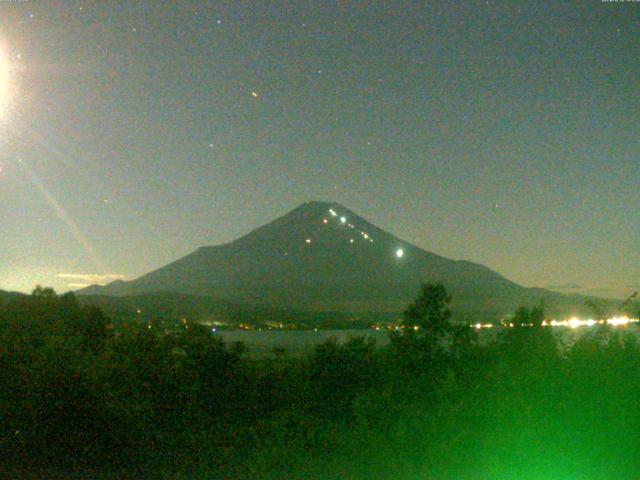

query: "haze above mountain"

left=79, top=201, right=600, bottom=321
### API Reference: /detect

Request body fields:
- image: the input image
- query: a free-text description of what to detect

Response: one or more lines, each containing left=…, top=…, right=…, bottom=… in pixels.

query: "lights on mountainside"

left=396, top=248, right=404, bottom=258
left=305, top=238, right=311, bottom=244
left=323, top=208, right=376, bottom=245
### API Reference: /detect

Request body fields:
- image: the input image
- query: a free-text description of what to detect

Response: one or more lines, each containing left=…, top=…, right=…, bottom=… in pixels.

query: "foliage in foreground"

left=1, top=285, right=640, bottom=479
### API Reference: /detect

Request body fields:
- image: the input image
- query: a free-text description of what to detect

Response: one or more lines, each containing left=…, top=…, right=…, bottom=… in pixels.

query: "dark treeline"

left=1, top=285, right=640, bottom=479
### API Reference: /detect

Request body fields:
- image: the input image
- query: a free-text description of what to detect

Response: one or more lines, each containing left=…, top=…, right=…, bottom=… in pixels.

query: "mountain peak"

left=78, top=201, right=569, bottom=320
left=286, top=200, right=351, bottom=218
left=228, top=200, right=384, bottom=251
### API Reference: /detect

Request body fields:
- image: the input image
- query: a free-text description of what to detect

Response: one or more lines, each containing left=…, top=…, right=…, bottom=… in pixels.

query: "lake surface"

left=215, top=325, right=640, bottom=358
left=215, top=329, right=390, bottom=357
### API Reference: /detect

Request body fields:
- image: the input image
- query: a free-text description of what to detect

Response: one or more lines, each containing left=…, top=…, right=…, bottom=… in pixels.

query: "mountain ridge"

left=78, top=201, right=600, bottom=320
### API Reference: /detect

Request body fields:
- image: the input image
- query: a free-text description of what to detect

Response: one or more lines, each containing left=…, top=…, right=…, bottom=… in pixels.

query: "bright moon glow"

left=0, top=51, right=9, bottom=116
left=0, top=46, right=15, bottom=120
left=396, top=248, right=404, bottom=258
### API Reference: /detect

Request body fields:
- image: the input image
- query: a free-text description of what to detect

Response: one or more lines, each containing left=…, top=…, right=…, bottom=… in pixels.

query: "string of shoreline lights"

left=470, top=316, right=640, bottom=330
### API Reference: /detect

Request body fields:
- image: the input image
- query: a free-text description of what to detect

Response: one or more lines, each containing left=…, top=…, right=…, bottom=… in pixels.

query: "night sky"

left=0, top=1, right=638, bottom=298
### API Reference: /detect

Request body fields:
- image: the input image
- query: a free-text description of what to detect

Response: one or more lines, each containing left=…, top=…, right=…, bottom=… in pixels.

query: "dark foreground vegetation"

left=1, top=285, right=640, bottom=479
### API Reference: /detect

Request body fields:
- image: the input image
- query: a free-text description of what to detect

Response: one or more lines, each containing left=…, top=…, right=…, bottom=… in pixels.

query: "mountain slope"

left=78, top=201, right=593, bottom=320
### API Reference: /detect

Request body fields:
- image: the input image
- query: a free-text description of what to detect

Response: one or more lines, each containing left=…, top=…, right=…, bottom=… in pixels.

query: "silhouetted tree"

left=512, top=306, right=529, bottom=327
left=402, top=282, right=452, bottom=339
left=390, top=283, right=455, bottom=379
left=502, top=302, right=558, bottom=370
left=309, top=336, right=377, bottom=419
left=511, top=303, right=545, bottom=328
left=529, top=303, right=545, bottom=327
left=31, top=285, right=57, bottom=300
left=80, top=306, right=109, bottom=353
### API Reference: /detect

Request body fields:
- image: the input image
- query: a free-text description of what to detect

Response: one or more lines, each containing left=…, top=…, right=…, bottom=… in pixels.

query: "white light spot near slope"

left=396, top=248, right=404, bottom=258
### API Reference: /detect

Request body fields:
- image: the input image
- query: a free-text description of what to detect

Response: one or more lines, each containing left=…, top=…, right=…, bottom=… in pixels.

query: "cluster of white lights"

left=323, top=209, right=375, bottom=244
left=473, top=323, right=494, bottom=329
left=544, top=316, right=639, bottom=329
left=298, top=210, right=406, bottom=264
left=481, top=315, right=640, bottom=330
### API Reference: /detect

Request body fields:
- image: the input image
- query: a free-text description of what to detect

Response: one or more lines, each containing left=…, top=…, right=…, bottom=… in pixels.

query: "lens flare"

left=0, top=44, right=17, bottom=121
left=0, top=48, right=11, bottom=117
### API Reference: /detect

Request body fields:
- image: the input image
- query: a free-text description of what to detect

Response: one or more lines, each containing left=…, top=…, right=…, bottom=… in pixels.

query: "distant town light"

left=608, top=315, right=633, bottom=326
left=568, top=317, right=582, bottom=329
left=396, top=248, right=404, bottom=258
left=340, top=216, right=346, bottom=223
left=305, top=238, right=311, bottom=244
